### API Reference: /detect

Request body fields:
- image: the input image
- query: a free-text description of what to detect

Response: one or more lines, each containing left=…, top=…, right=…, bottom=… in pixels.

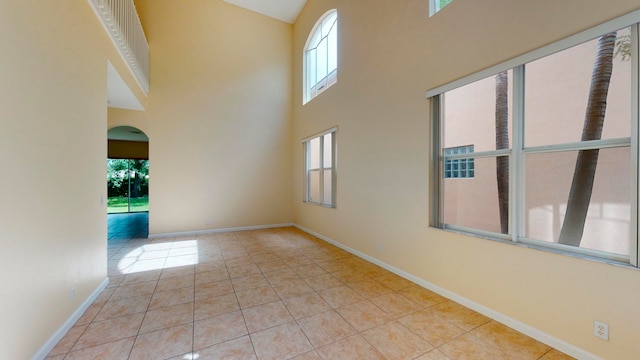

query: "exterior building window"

left=444, top=145, right=474, bottom=178
left=304, top=9, right=337, bottom=104
left=430, top=0, right=453, bottom=16
left=429, top=19, right=638, bottom=266
left=303, top=128, right=336, bottom=207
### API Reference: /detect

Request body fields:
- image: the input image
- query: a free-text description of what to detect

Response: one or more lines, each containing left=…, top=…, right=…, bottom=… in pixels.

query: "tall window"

left=430, top=18, right=638, bottom=266
left=303, top=128, right=337, bottom=207
left=304, top=9, right=338, bottom=104
left=430, top=0, right=453, bottom=16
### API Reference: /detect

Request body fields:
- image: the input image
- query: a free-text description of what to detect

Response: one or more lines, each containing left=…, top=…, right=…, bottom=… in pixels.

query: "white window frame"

left=303, top=127, right=337, bottom=208
left=429, top=11, right=640, bottom=267
left=303, top=9, right=338, bottom=104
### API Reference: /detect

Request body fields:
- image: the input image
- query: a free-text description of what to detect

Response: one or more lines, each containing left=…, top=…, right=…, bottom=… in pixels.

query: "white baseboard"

left=32, top=277, right=110, bottom=360
left=149, top=223, right=294, bottom=239
left=294, top=224, right=602, bottom=360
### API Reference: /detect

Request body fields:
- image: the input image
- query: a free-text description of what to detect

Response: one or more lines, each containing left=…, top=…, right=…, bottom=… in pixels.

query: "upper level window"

left=304, top=9, right=338, bottom=104
left=429, top=18, right=638, bottom=266
left=430, top=0, right=453, bottom=16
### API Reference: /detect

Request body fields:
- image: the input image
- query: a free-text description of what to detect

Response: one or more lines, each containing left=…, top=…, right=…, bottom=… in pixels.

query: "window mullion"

left=631, top=23, right=639, bottom=267
left=512, top=65, right=526, bottom=243
left=319, top=135, right=325, bottom=206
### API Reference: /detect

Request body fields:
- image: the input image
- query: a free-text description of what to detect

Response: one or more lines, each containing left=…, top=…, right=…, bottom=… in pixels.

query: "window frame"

left=429, top=0, right=453, bottom=16
left=303, top=9, right=338, bottom=104
left=303, top=127, right=337, bottom=208
left=429, top=11, right=640, bottom=267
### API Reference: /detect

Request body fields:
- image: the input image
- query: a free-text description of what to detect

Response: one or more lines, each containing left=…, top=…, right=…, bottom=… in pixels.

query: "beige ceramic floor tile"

left=47, top=325, right=88, bottom=356
left=228, top=263, right=261, bottom=278
left=304, top=273, right=344, bottom=291
left=242, top=301, right=294, bottom=333
left=282, top=292, right=332, bottom=320
left=396, top=285, right=448, bottom=308
left=110, top=281, right=157, bottom=301
left=415, top=349, right=451, bottom=360
left=231, top=274, right=269, bottom=291
left=398, top=308, right=466, bottom=346
left=94, top=294, right=151, bottom=321
left=65, top=337, right=135, bottom=360
left=318, top=286, right=365, bottom=308
left=195, top=279, right=234, bottom=299
left=235, top=285, right=279, bottom=309
left=149, top=287, right=194, bottom=310
left=264, top=268, right=301, bottom=285
left=75, top=302, right=105, bottom=326
left=346, top=279, right=393, bottom=298
left=362, top=321, right=433, bottom=360
left=256, top=259, right=289, bottom=272
left=72, top=313, right=144, bottom=351
left=439, top=332, right=515, bottom=360
left=540, top=349, right=576, bottom=359
left=195, top=268, right=230, bottom=285
left=194, top=310, right=248, bottom=350
left=369, top=292, right=421, bottom=318
left=297, top=310, right=357, bottom=348
left=292, top=264, right=327, bottom=277
left=129, top=323, right=193, bottom=360
left=272, top=279, right=314, bottom=299
left=194, top=292, right=240, bottom=320
left=431, top=301, right=491, bottom=331
left=374, top=273, right=416, bottom=290
left=336, top=300, right=393, bottom=332
left=155, top=273, right=194, bottom=292
left=139, top=302, right=193, bottom=334
left=250, top=322, right=313, bottom=360
left=160, top=265, right=195, bottom=279
left=290, top=351, right=322, bottom=360
left=120, top=270, right=162, bottom=287
left=316, top=334, right=385, bottom=360
left=471, top=321, right=551, bottom=359
left=195, top=335, right=256, bottom=359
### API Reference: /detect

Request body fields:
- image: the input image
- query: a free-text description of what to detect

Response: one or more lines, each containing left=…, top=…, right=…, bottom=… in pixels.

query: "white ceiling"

left=107, top=62, right=144, bottom=111
left=223, top=0, right=306, bottom=24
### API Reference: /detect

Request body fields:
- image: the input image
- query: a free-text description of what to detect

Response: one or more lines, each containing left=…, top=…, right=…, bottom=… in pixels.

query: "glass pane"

left=309, top=169, right=320, bottom=203
left=327, top=22, right=338, bottom=73
left=524, top=28, right=631, bottom=147
left=316, top=37, right=328, bottom=80
left=323, top=169, right=332, bottom=206
left=443, top=70, right=513, bottom=152
left=443, top=156, right=509, bottom=234
left=524, top=147, right=630, bottom=256
left=307, top=48, right=317, bottom=85
left=107, top=159, right=149, bottom=214
left=323, top=133, right=332, bottom=168
left=309, top=138, right=320, bottom=170
left=321, top=13, right=336, bottom=38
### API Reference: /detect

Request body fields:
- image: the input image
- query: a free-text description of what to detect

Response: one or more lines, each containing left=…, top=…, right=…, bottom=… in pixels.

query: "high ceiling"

left=223, top=0, right=306, bottom=24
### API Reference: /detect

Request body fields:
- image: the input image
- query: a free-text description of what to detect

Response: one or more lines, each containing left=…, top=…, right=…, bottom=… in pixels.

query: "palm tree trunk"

left=495, top=71, right=509, bottom=234
left=558, top=32, right=617, bottom=246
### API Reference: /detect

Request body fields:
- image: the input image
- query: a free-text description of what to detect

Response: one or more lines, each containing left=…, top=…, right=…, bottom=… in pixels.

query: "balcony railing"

left=88, top=0, right=150, bottom=94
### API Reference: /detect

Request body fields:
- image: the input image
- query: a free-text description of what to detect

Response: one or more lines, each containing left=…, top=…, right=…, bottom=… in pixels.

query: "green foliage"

left=614, top=34, right=631, bottom=61
left=439, top=0, right=453, bottom=9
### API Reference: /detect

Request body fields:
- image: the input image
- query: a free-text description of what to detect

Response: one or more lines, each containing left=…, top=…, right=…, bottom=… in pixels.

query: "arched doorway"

left=107, top=126, right=149, bottom=239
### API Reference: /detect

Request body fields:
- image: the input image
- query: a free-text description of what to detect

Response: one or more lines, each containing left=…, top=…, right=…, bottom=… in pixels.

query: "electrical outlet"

left=205, top=219, right=211, bottom=225
left=70, top=288, right=76, bottom=301
left=594, top=321, right=609, bottom=340
left=376, top=243, right=381, bottom=252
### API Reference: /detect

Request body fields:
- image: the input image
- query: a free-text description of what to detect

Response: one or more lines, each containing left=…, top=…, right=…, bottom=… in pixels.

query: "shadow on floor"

left=108, top=212, right=148, bottom=240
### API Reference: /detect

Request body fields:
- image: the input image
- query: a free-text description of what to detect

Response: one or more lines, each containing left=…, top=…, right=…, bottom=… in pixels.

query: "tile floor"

left=46, top=226, right=575, bottom=360
left=108, top=212, right=149, bottom=240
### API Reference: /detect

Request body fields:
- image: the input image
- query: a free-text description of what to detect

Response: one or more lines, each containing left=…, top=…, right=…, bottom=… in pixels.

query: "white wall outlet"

left=205, top=219, right=211, bottom=225
left=70, top=288, right=76, bottom=301
left=376, top=243, right=381, bottom=252
left=594, top=321, right=609, bottom=340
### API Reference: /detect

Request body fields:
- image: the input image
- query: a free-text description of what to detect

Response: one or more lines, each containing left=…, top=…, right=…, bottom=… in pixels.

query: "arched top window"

left=304, top=9, right=338, bottom=104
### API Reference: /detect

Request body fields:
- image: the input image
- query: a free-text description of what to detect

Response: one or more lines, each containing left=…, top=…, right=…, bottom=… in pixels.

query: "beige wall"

left=293, top=0, right=640, bottom=358
left=0, top=0, right=144, bottom=357
left=108, top=0, right=294, bottom=235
